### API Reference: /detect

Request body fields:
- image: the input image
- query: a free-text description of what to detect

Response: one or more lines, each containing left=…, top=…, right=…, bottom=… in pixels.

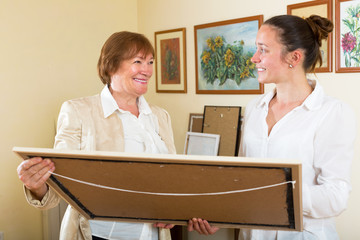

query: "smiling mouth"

left=257, top=67, right=266, bottom=72
left=134, top=78, right=148, bottom=84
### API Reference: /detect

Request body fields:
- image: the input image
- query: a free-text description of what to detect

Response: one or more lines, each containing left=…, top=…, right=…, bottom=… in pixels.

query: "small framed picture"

left=184, top=132, right=220, bottom=156
left=287, top=0, right=333, bottom=72
left=154, top=28, right=187, bottom=93
left=203, top=106, right=242, bottom=156
left=335, top=0, right=360, bottom=72
left=188, top=113, right=204, bottom=132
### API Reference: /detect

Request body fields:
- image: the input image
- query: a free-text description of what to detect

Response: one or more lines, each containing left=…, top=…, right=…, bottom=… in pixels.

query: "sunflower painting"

left=195, top=16, right=263, bottom=94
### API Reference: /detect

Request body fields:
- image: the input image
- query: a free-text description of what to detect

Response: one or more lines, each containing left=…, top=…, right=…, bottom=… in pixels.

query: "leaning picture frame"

left=184, top=132, right=220, bottom=156
left=194, top=15, right=264, bottom=94
left=188, top=113, right=204, bottom=132
left=155, top=28, right=187, bottom=93
left=335, top=0, right=360, bottom=73
left=287, top=0, right=333, bottom=73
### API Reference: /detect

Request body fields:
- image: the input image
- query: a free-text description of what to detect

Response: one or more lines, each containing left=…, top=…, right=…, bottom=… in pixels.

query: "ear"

left=286, top=49, right=303, bottom=68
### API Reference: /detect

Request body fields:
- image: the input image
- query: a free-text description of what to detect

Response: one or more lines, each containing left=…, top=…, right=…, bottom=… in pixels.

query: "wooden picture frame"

left=155, top=28, right=187, bottom=93
left=203, top=106, right=242, bottom=156
left=184, top=132, right=220, bottom=156
left=335, top=0, right=360, bottom=73
left=194, top=15, right=264, bottom=94
left=13, top=147, right=303, bottom=231
left=188, top=113, right=204, bottom=132
left=287, top=0, right=333, bottom=73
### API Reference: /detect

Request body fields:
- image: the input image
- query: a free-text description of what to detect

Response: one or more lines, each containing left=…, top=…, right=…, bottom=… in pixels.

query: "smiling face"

left=110, top=52, right=154, bottom=98
left=251, top=25, right=291, bottom=84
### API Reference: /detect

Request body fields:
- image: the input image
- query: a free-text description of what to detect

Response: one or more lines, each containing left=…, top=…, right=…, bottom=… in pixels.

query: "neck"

left=109, top=87, right=139, bottom=116
left=274, top=77, right=312, bottom=104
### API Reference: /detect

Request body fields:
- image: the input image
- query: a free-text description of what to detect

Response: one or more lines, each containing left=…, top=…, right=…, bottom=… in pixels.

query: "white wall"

left=0, top=0, right=137, bottom=239
left=138, top=0, right=360, bottom=239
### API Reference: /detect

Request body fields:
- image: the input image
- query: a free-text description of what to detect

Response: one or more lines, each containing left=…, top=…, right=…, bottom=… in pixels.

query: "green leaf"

left=351, top=56, right=360, bottom=64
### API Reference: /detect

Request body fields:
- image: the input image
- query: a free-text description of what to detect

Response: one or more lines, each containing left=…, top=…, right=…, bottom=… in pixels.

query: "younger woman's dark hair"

left=264, top=14, right=333, bottom=73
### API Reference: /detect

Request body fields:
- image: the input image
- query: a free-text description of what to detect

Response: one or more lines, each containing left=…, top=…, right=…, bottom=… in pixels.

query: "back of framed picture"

left=188, top=113, right=204, bottom=133
left=203, top=106, right=242, bottom=156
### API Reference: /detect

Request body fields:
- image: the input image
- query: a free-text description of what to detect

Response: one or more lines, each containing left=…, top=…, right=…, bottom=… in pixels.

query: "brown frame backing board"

left=13, top=147, right=303, bottom=231
left=188, top=113, right=204, bottom=133
left=202, top=106, right=242, bottom=156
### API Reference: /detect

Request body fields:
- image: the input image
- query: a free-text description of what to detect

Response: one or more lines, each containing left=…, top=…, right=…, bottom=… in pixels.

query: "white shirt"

left=89, top=86, right=168, bottom=240
left=239, top=80, right=356, bottom=240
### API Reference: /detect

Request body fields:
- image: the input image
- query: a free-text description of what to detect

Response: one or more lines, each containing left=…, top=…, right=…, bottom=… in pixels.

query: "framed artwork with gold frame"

left=287, top=0, right=333, bottom=73
left=155, top=28, right=187, bottom=93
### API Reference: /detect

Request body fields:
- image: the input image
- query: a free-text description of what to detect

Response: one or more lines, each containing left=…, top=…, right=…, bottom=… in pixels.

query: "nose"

left=251, top=50, right=260, bottom=64
left=141, top=63, right=153, bottom=77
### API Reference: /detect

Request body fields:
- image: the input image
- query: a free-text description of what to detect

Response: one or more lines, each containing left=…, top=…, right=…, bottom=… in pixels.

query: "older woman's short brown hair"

left=97, top=31, right=155, bottom=85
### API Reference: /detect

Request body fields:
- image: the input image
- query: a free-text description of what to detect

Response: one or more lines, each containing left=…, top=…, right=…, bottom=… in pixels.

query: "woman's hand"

left=153, top=223, right=174, bottom=229
left=188, top=218, right=219, bottom=235
left=17, top=157, right=55, bottom=200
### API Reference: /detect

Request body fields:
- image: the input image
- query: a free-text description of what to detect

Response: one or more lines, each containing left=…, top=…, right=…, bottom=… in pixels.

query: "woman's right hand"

left=188, top=218, right=220, bottom=235
left=17, top=157, right=55, bottom=200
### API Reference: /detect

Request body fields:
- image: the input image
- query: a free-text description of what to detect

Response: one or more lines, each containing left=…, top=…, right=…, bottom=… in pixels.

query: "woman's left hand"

left=188, top=218, right=219, bottom=235
left=153, top=223, right=175, bottom=229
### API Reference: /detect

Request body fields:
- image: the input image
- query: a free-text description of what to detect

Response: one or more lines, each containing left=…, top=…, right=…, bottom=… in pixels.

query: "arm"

left=20, top=100, right=83, bottom=208
left=303, top=102, right=356, bottom=218
left=54, top=100, right=83, bottom=150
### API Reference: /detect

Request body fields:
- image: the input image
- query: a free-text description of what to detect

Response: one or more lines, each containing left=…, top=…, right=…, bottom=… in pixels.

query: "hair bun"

left=305, top=15, right=333, bottom=46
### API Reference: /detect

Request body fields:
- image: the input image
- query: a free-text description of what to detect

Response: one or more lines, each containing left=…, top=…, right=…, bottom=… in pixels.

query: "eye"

left=134, top=60, right=142, bottom=64
left=148, top=60, right=154, bottom=65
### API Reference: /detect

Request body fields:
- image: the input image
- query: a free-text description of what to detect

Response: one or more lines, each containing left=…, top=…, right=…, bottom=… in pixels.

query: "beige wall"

left=1, top=0, right=359, bottom=239
left=138, top=0, right=360, bottom=239
left=0, top=0, right=137, bottom=239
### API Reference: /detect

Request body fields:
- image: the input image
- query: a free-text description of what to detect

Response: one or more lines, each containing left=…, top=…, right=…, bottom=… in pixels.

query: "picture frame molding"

left=154, top=27, right=187, bottom=93
left=188, top=113, right=204, bottom=132
left=183, top=132, right=220, bottom=156
left=335, top=0, right=360, bottom=73
left=287, top=0, right=333, bottom=73
left=194, top=15, right=264, bottom=94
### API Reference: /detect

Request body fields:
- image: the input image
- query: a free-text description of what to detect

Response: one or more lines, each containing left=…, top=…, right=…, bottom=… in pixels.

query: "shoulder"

left=248, top=94, right=264, bottom=107
left=317, top=95, right=357, bottom=133
left=62, top=94, right=100, bottom=108
left=60, top=94, right=101, bottom=113
left=149, top=103, right=170, bottom=117
left=321, top=95, right=355, bottom=118
left=244, top=94, right=268, bottom=115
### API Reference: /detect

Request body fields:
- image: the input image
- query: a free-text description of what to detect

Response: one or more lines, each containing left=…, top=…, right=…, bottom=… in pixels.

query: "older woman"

left=17, top=31, right=176, bottom=240
left=189, top=15, right=356, bottom=240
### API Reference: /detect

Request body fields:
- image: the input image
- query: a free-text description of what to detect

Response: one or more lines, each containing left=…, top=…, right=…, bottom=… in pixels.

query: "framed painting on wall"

left=194, top=15, right=264, bottom=94
left=155, top=28, right=187, bottom=93
left=287, top=0, right=333, bottom=73
left=335, top=0, right=360, bottom=73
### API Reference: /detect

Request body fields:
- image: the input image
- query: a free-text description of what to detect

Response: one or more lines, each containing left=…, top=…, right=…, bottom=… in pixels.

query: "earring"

left=289, top=64, right=293, bottom=68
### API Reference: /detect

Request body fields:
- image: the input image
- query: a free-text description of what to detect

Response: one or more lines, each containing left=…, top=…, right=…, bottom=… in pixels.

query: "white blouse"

left=89, top=86, right=168, bottom=240
left=239, top=80, right=356, bottom=240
